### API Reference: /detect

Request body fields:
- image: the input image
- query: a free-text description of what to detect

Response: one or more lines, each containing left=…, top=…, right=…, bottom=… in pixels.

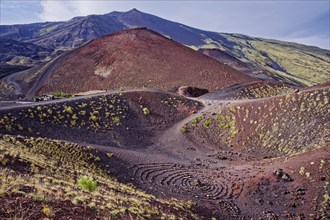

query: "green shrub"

left=64, top=106, right=73, bottom=114
left=143, top=107, right=150, bottom=116
left=94, top=156, right=101, bottom=162
left=79, top=103, right=88, bottom=108
left=191, top=119, right=198, bottom=127
left=203, top=118, right=212, bottom=128
left=181, top=124, right=188, bottom=133
left=53, top=92, right=73, bottom=98
left=42, top=206, right=55, bottom=217
left=112, top=117, right=120, bottom=124
left=77, top=176, right=97, bottom=192
left=90, top=115, right=98, bottom=121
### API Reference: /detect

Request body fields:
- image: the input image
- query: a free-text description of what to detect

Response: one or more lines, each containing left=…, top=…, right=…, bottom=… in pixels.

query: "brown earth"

left=34, top=28, right=255, bottom=96
left=188, top=84, right=329, bottom=158
left=0, top=83, right=329, bottom=219
left=0, top=195, right=99, bottom=219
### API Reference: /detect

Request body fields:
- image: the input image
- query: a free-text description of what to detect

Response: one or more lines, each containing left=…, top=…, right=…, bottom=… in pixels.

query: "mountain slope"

left=199, top=48, right=274, bottom=81
left=186, top=84, right=329, bottom=158
left=1, top=9, right=329, bottom=86
left=36, top=28, right=255, bottom=95
left=215, top=34, right=330, bottom=86
left=0, top=15, right=125, bottom=50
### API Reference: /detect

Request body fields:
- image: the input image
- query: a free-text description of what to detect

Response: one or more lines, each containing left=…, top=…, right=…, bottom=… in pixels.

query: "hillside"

left=0, top=84, right=329, bottom=219
left=0, top=135, right=199, bottom=219
left=0, top=90, right=201, bottom=147
left=214, top=34, right=330, bottom=86
left=0, top=39, right=53, bottom=78
left=0, top=7, right=329, bottom=219
left=199, top=48, right=274, bottom=81
left=29, top=28, right=254, bottom=96
left=1, top=9, right=329, bottom=86
left=0, top=39, right=52, bottom=64
left=186, top=84, right=329, bottom=158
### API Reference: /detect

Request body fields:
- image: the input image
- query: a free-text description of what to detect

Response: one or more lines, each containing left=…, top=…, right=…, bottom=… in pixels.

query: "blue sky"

left=1, top=0, right=329, bottom=49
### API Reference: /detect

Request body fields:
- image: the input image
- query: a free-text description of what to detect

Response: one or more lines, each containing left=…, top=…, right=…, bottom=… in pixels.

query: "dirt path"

left=24, top=48, right=82, bottom=100
left=152, top=95, right=261, bottom=159
left=2, top=87, right=328, bottom=218
left=0, top=88, right=173, bottom=110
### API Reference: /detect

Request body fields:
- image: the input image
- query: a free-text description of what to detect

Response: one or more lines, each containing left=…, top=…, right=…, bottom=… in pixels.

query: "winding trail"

left=25, top=48, right=82, bottom=100
left=0, top=87, right=293, bottom=215
left=0, top=84, right=328, bottom=218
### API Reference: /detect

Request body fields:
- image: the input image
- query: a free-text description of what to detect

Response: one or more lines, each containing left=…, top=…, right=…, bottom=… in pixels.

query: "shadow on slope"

left=0, top=90, right=201, bottom=148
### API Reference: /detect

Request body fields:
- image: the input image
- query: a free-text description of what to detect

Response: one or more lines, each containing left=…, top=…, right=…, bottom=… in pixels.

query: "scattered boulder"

left=273, top=169, right=294, bottom=182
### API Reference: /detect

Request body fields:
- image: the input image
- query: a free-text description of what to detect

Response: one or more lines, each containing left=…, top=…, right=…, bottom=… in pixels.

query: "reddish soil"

left=36, top=28, right=255, bottom=95
left=0, top=195, right=99, bottom=220
left=189, top=84, right=329, bottom=158
left=0, top=83, right=329, bottom=219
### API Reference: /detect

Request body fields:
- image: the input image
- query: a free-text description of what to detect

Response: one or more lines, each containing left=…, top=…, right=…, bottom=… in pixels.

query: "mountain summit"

left=0, top=9, right=329, bottom=86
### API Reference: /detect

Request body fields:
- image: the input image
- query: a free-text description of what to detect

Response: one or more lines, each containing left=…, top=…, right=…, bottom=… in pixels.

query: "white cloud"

left=39, top=1, right=81, bottom=21
left=38, top=0, right=137, bottom=21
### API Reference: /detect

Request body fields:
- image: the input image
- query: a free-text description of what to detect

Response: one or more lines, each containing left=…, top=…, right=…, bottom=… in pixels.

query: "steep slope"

left=216, top=34, right=330, bottom=86
left=0, top=9, right=224, bottom=50
left=0, top=39, right=52, bottom=63
left=0, top=63, right=30, bottom=79
left=1, top=9, right=329, bottom=86
left=35, top=28, right=254, bottom=95
left=0, top=15, right=126, bottom=50
left=0, top=39, right=53, bottom=78
left=199, top=48, right=274, bottom=81
left=186, top=84, right=329, bottom=158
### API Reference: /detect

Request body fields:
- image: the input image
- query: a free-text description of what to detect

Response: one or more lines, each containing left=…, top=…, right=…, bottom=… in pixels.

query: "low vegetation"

left=197, top=33, right=330, bottom=86
left=0, top=93, right=130, bottom=134
left=185, top=87, right=330, bottom=157
left=142, top=107, right=150, bottom=116
left=0, top=135, right=199, bottom=219
left=52, top=92, right=74, bottom=98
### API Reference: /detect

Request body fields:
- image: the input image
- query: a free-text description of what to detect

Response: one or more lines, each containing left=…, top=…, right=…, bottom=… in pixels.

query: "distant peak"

left=126, top=8, right=141, bottom=13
